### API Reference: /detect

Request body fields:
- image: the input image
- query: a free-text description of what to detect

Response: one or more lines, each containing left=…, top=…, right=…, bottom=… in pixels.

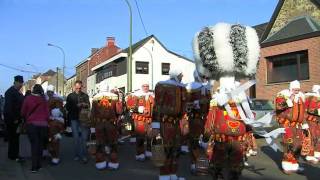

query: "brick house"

left=255, top=0, right=320, bottom=100
left=75, top=60, right=89, bottom=93
left=75, top=37, right=120, bottom=93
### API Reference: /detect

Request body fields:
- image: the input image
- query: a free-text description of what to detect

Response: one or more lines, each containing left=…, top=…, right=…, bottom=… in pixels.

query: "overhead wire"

left=0, top=63, right=40, bottom=74
left=134, top=0, right=148, bottom=36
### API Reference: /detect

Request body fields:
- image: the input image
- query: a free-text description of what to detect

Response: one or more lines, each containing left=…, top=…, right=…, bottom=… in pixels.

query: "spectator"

left=0, top=95, right=4, bottom=115
left=0, top=94, right=5, bottom=140
left=25, top=90, right=32, bottom=97
left=46, top=84, right=65, bottom=165
left=4, top=75, right=24, bottom=161
left=21, top=84, right=49, bottom=173
left=66, top=80, right=90, bottom=163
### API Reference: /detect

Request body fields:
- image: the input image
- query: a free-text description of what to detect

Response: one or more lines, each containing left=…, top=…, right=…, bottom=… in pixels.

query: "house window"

left=136, top=61, right=149, bottom=74
left=162, top=63, right=170, bottom=75
left=267, top=50, right=309, bottom=84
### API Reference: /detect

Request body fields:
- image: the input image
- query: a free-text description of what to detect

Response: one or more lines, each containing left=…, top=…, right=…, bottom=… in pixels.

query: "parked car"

left=249, top=99, right=279, bottom=136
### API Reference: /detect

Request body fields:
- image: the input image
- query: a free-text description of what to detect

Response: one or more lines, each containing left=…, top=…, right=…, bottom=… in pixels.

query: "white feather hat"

left=193, top=22, right=260, bottom=79
left=289, top=80, right=300, bottom=90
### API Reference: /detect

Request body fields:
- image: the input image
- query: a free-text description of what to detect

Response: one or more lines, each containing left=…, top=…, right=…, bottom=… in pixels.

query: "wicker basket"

left=87, top=140, right=97, bottom=157
left=151, top=138, right=166, bottom=167
left=195, top=153, right=209, bottom=176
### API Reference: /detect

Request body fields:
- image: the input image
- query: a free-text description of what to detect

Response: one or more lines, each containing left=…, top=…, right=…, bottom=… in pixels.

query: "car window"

left=250, top=100, right=274, bottom=110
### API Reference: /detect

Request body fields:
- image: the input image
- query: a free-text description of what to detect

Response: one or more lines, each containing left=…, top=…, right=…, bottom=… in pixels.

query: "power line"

left=134, top=0, right=148, bottom=36
left=0, top=63, right=40, bottom=74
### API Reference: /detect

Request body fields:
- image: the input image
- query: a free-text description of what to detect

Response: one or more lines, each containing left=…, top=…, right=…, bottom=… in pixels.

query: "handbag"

left=79, top=107, right=91, bottom=127
left=19, top=101, right=41, bottom=134
left=78, top=96, right=91, bottom=127
left=151, top=137, right=166, bottom=167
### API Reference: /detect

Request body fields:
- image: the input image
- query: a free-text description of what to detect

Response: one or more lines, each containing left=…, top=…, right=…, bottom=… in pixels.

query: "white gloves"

left=138, top=106, right=145, bottom=114
left=302, top=123, right=309, bottom=130
left=54, top=133, right=62, bottom=140
left=216, top=93, right=229, bottom=106
left=286, top=99, right=293, bottom=107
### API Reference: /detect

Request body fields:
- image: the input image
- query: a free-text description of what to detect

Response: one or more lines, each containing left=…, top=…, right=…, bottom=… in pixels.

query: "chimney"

left=107, top=37, right=115, bottom=47
left=91, top=48, right=99, bottom=55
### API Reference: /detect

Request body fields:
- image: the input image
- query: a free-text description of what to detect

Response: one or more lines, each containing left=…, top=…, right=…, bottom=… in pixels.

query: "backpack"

left=154, top=83, right=186, bottom=117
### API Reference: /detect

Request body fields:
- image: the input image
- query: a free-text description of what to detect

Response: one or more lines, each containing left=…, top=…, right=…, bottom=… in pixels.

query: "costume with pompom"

left=126, top=87, right=154, bottom=161
left=193, top=23, right=269, bottom=179
left=47, top=94, right=65, bottom=164
left=185, top=70, right=212, bottom=174
left=91, top=84, right=123, bottom=170
left=275, top=80, right=309, bottom=173
left=152, top=67, right=187, bottom=179
left=304, top=85, right=320, bottom=164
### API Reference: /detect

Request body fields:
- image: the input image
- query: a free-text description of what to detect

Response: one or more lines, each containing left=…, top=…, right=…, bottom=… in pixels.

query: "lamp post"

left=26, top=63, right=39, bottom=80
left=123, top=0, right=133, bottom=93
left=48, top=43, right=65, bottom=96
left=141, top=46, right=154, bottom=89
left=26, top=63, right=39, bottom=73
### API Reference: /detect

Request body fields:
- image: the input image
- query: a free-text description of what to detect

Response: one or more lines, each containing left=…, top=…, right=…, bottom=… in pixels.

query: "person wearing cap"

left=90, top=83, right=122, bottom=170
left=4, top=75, right=25, bottom=161
left=184, top=70, right=211, bottom=174
left=128, top=82, right=155, bottom=161
left=151, top=66, right=186, bottom=180
left=46, top=85, right=65, bottom=165
left=304, top=85, right=320, bottom=164
left=275, top=80, right=307, bottom=174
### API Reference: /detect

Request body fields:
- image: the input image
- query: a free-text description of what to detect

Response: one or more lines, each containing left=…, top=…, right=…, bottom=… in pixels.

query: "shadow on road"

left=240, top=176, right=283, bottom=180
left=299, top=162, right=320, bottom=180
left=244, top=165, right=266, bottom=176
left=261, top=145, right=282, bottom=170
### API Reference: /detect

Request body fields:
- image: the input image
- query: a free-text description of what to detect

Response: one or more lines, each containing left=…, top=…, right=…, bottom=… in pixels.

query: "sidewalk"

left=0, top=138, right=26, bottom=180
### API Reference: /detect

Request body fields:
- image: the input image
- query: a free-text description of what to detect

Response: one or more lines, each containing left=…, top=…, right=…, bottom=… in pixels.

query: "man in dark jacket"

left=66, top=80, right=90, bottom=163
left=0, top=94, right=5, bottom=141
left=4, top=75, right=24, bottom=161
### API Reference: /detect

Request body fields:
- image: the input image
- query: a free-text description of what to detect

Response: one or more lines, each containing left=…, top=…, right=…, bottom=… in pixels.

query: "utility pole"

left=56, top=67, right=59, bottom=94
left=48, top=43, right=65, bottom=96
left=124, top=0, right=133, bottom=93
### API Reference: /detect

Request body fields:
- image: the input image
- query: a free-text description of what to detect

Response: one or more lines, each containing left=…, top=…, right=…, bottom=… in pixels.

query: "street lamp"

left=26, top=63, right=39, bottom=73
left=141, top=45, right=154, bottom=89
left=123, top=0, right=133, bottom=93
left=48, top=43, right=65, bottom=96
left=26, top=63, right=40, bottom=79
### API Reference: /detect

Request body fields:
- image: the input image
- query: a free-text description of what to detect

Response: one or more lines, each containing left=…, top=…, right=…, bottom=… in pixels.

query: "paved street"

left=1, top=136, right=319, bottom=180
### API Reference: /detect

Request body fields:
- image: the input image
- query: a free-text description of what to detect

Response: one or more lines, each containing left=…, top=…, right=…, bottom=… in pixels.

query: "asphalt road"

left=1, top=136, right=320, bottom=180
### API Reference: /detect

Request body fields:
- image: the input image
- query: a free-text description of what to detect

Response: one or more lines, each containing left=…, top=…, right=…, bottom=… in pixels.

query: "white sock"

left=159, top=175, right=170, bottom=180
left=95, top=161, right=107, bottom=170
left=108, top=162, right=119, bottom=169
left=145, top=151, right=152, bottom=157
left=51, top=158, right=60, bottom=164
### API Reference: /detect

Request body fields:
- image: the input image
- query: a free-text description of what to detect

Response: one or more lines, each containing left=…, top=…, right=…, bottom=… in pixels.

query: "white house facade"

left=87, top=73, right=97, bottom=97
left=91, top=35, right=195, bottom=93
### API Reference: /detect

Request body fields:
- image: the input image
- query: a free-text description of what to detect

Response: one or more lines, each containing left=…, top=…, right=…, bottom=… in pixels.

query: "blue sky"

left=0, top=0, right=278, bottom=94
